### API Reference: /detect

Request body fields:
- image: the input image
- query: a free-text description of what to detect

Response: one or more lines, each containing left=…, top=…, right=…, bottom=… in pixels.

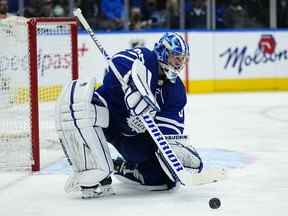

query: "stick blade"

left=183, top=167, right=227, bottom=186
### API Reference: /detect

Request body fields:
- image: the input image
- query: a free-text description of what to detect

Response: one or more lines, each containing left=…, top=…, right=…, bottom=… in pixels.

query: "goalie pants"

left=104, top=127, right=176, bottom=189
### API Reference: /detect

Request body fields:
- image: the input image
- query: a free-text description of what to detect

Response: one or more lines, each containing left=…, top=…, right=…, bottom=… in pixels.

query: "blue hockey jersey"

left=95, top=47, right=187, bottom=139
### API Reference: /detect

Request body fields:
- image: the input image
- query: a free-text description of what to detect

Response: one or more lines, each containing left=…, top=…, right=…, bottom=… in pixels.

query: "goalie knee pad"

left=56, top=78, right=113, bottom=187
left=55, top=78, right=109, bottom=130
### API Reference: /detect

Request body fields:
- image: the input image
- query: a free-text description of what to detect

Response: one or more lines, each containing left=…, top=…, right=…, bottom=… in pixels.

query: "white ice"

left=0, top=92, right=288, bottom=216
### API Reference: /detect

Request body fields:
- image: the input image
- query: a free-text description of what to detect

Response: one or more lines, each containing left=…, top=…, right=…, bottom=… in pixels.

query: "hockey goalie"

left=55, top=32, right=203, bottom=199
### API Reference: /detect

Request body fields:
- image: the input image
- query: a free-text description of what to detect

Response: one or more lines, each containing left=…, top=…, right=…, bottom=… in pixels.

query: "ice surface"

left=0, top=92, right=288, bottom=216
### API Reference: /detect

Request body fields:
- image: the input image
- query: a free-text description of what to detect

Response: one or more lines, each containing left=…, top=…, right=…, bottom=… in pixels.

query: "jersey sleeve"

left=110, top=49, right=138, bottom=77
left=155, top=78, right=187, bottom=135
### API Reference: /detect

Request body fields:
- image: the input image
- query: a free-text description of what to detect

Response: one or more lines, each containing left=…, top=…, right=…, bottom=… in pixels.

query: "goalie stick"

left=73, top=8, right=187, bottom=185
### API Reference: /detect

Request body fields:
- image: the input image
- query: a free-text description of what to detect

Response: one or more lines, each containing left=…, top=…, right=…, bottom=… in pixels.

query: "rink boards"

left=2, top=30, right=288, bottom=103
left=76, top=30, right=288, bottom=93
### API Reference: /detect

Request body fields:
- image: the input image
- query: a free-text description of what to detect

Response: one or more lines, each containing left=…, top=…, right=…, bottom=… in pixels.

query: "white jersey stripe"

left=113, top=54, right=135, bottom=62
left=155, top=116, right=184, bottom=128
left=127, top=51, right=139, bottom=58
left=157, top=123, right=182, bottom=134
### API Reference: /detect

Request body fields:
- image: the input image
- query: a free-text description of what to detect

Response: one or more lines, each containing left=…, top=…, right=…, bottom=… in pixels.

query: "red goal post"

left=28, top=17, right=78, bottom=171
left=0, top=17, right=78, bottom=172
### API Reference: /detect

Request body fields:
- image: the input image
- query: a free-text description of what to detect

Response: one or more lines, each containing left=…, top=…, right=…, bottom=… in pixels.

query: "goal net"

left=0, top=17, right=78, bottom=172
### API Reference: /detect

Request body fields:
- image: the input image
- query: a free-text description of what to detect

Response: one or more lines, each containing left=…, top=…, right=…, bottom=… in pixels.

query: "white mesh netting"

left=0, top=17, right=75, bottom=171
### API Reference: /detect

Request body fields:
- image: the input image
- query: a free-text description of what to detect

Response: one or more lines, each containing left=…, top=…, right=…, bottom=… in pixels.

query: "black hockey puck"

left=209, top=198, right=221, bottom=209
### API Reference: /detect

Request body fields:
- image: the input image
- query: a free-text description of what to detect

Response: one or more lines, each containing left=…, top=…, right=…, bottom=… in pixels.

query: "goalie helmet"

left=154, top=32, right=189, bottom=83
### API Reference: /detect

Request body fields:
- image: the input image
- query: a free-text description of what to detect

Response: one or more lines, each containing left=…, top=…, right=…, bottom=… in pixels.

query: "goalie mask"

left=154, top=32, right=189, bottom=83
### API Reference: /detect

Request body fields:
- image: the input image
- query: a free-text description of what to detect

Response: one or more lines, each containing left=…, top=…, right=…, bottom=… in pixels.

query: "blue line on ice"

left=40, top=148, right=254, bottom=175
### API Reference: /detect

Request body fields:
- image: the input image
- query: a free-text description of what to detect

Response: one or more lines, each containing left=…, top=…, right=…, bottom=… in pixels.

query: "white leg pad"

left=59, top=127, right=113, bottom=181
left=56, top=78, right=113, bottom=187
